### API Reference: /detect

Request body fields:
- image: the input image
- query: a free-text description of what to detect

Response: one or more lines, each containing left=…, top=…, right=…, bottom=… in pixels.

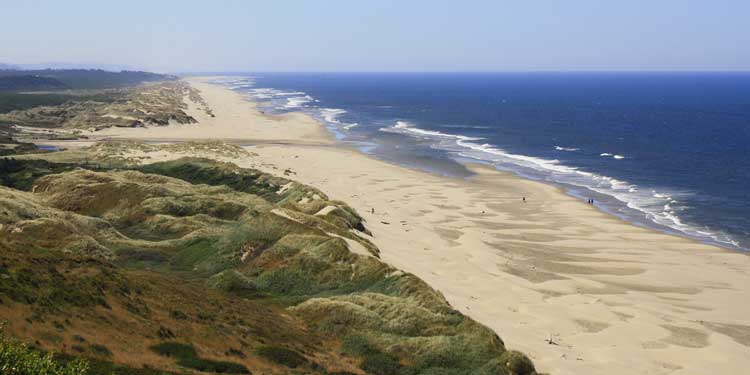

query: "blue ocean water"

left=216, top=73, right=750, bottom=251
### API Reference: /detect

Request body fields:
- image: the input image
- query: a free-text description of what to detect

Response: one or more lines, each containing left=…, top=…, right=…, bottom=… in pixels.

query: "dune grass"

left=0, top=146, right=539, bottom=375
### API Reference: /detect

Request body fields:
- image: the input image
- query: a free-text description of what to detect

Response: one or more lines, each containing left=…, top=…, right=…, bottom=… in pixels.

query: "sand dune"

left=65, top=77, right=750, bottom=375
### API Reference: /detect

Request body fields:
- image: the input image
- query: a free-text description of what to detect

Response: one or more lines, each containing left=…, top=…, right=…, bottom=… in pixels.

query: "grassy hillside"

left=0, top=69, right=183, bottom=157
left=0, top=81, right=197, bottom=131
left=0, top=142, right=539, bottom=375
left=0, top=76, right=70, bottom=92
left=0, top=79, right=205, bottom=157
left=0, top=70, right=172, bottom=90
left=0, top=91, right=130, bottom=118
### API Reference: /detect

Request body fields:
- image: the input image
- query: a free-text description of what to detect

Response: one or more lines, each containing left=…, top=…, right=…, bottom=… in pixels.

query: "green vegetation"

left=255, top=345, right=308, bottom=368
left=150, top=342, right=249, bottom=374
left=0, top=76, right=69, bottom=92
left=54, top=353, right=182, bottom=375
left=0, top=141, right=539, bottom=374
left=498, top=351, right=537, bottom=375
left=0, top=158, right=79, bottom=190
left=0, top=329, right=88, bottom=375
left=0, top=69, right=172, bottom=90
left=0, top=81, right=196, bottom=131
left=0, top=69, right=187, bottom=156
left=0, top=91, right=125, bottom=114
left=88, top=344, right=111, bottom=358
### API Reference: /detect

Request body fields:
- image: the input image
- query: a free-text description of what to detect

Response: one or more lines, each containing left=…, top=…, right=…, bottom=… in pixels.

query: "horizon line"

left=177, top=69, right=750, bottom=75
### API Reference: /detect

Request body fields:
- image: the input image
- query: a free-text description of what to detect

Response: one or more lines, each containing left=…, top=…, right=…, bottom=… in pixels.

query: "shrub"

left=54, top=353, right=182, bottom=375
left=359, top=352, right=402, bottom=375
left=498, top=350, right=536, bottom=375
left=149, top=342, right=249, bottom=374
left=89, top=344, right=112, bottom=357
left=156, top=326, right=175, bottom=339
left=0, top=329, right=88, bottom=375
left=255, top=345, right=308, bottom=368
left=176, top=356, right=249, bottom=374
left=226, top=348, right=245, bottom=358
left=149, top=342, right=196, bottom=359
left=169, top=310, right=188, bottom=320
left=341, top=334, right=376, bottom=356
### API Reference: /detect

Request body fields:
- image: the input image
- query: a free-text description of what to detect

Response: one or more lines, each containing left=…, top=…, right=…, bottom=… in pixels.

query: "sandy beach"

left=60, top=77, right=750, bottom=375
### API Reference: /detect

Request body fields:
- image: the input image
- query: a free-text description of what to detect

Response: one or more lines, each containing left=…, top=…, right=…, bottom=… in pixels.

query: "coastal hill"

left=0, top=70, right=539, bottom=375
left=0, top=69, right=194, bottom=154
left=0, top=69, right=171, bottom=90
left=0, top=75, right=70, bottom=92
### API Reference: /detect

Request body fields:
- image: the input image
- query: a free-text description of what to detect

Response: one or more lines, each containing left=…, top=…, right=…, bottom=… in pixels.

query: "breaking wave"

left=379, top=120, right=740, bottom=249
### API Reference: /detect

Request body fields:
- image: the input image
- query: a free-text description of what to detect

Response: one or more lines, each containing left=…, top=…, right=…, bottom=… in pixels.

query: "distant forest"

left=0, top=69, right=174, bottom=91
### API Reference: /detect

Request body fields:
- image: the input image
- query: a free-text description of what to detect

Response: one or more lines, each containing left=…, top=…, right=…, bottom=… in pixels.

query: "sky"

left=1, top=0, right=748, bottom=73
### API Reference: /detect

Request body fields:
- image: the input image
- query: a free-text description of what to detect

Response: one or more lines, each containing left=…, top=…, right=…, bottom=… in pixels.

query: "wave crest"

left=378, top=120, right=738, bottom=249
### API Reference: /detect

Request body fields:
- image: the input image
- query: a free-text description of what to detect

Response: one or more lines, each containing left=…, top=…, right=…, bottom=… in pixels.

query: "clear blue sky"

left=1, top=0, right=748, bottom=72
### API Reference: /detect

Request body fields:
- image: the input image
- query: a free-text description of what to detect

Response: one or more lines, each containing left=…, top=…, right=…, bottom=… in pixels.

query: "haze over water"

left=220, top=72, right=750, bottom=251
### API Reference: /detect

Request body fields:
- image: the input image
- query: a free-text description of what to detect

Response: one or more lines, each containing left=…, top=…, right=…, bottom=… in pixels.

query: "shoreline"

left=213, top=75, right=747, bottom=253
left=32, top=76, right=750, bottom=375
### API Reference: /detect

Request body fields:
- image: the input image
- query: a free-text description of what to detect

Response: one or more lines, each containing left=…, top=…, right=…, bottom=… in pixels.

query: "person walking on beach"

left=522, top=197, right=526, bottom=203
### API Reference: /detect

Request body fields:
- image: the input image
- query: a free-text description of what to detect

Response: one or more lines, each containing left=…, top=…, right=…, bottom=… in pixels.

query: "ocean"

left=215, top=73, right=750, bottom=251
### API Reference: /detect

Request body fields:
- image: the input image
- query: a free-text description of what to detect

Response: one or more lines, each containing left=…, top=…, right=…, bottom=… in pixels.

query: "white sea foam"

left=247, top=88, right=276, bottom=99
left=273, top=91, right=306, bottom=96
left=243, top=88, right=314, bottom=108
left=223, top=76, right=741, bottom=250
left=320, top=108, right=347, bottom=123
left=215, top=77, right=256, bottom=89
left=439, top=124, right=493, bottom=130
left=456, top=140, right=580, bottom=174
left=319, top=108, right=359, bottom=130
left=394, top=121, right=411, bottom=129
left=214, top=77, right=254, bottom=85
left=283, top=95, right=314, bottom=109
left=378, top=120, right=740, bottom=249
left=382, top=121, right=481, bottom=141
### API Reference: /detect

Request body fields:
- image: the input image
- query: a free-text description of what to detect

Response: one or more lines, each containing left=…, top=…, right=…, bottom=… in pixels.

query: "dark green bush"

left=359, top=352, right=402, bottom=375
left=149, top=342, right=197, bottom=359
left=156, top=326, right=175, bottom=339
left=54, top=353, right=182, bottom=375
left=149, top=342, right=249, bottom=374
left=89, top=344, right=112, bottom=357
left=498, top=350, right=536, bottom=375
left=341, top=334, right=376, bottom=356
left=169, top=310, right=188, bottom=320
left=255, top=345, right=308, bottom=368
left=226, top=348, right=245, bottom=358
left=176, top=357, right=249, bottom=374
